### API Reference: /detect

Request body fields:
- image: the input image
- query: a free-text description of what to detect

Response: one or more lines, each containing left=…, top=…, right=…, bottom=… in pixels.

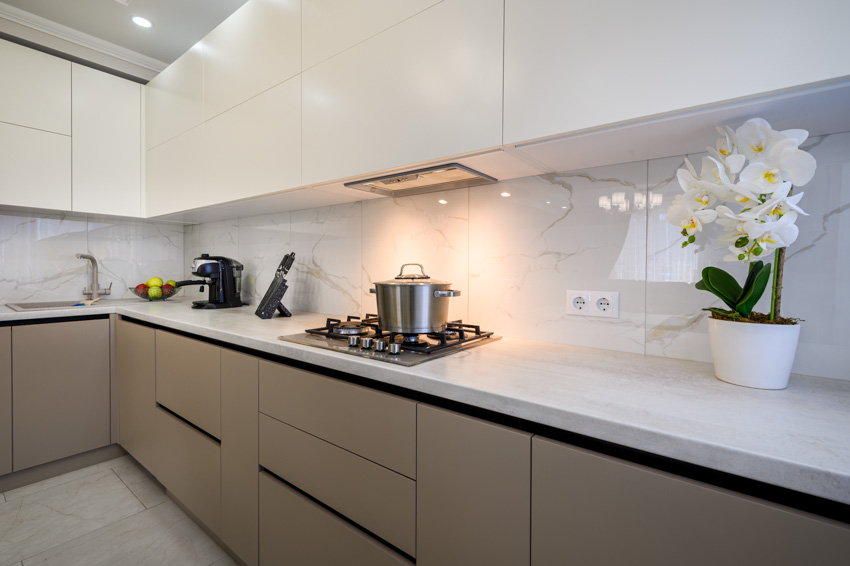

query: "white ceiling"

left=0, top=0, right=248, bottom=71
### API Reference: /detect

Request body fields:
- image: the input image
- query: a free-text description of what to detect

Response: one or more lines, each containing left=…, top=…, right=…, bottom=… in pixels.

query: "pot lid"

left=376, top=264, right=450, bottom=286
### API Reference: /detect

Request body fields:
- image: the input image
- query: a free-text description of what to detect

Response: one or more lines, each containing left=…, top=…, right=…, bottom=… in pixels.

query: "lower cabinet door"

left=155, top=407, right=221, bottom=535
left=221, top=350, right=259, bottom=566
left=0, top=327, right=10, bottom=475
left=12, top=319, right=110, bottom=470
left=417, top=404, right=531, bottom=566
left=259, top=472, right=412, bottom=566
left=532, top=436, right=850, bottom=566
left=116, top=319, right=158, bottom=476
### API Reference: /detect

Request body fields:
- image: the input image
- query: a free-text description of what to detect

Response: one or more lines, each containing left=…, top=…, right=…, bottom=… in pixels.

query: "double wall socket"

left=565, top=290, right=620, bottom=318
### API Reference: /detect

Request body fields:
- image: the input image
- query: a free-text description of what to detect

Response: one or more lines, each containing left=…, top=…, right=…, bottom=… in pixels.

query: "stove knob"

left=388, top=342, right=401, bottom=355
left=375, top=340, right=388, bottom=352
left=360, top=337, right=373, bottom=349
left=348, top=336, right=360, bottom=347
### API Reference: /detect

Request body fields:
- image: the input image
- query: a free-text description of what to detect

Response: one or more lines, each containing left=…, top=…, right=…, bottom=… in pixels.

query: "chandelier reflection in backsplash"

left=599, top=192, right=663, bottom=212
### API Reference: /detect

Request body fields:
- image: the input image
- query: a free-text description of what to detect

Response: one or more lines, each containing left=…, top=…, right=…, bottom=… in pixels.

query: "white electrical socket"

left=567, top=290, right=620, bottom=318
left=589, top=291, right=620, bottom=318
left=565, top=290, right=590, bottom=315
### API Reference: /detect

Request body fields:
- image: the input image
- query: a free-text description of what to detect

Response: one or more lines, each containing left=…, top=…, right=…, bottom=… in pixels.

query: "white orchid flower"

left=667, top=204, right=717, bottom=235
left=749, top=184, right=808, bottom=220
left=714, top=205, right=748, bottom=246
left=735, top=118, right=785, bottom=162
left=768, top=138, right=817, bottom=186
left=714, top=126, right=737, bottom=157
left=743, top=211, right=800, bottom=252
left=739, top=162, right=788, bottom=194
left=725, top=182, right=765, bottom=207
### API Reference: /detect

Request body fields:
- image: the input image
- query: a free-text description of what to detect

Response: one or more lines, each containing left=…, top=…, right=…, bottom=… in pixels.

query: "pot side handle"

left=433, top=289, right=461, bottom=298
left=369, top=288, right=376, bottom=294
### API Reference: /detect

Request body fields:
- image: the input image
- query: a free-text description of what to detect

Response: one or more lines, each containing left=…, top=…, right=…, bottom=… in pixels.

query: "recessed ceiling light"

left=500, top=192, right=511, bottom=197
left=131, top=16, right=153, bottom=28
left=438, top=199, right=448, bottom=205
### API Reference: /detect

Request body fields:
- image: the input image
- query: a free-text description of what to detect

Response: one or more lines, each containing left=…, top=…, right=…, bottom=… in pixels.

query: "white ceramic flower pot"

left=707, top=318, right=801, bottom=390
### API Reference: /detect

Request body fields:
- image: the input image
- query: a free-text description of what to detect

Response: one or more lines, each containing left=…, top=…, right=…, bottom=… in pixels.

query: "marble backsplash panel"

left=0, top=212, right=184, bottom=304
left=188, top=130, right=850, bottom=380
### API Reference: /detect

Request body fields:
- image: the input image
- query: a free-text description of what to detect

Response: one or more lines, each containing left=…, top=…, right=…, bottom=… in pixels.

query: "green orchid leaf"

left=700, top=267, right=742, bottom=309
left=741, top=261, right=764, bottom=295
left=735, top=262, right=772, bottom=318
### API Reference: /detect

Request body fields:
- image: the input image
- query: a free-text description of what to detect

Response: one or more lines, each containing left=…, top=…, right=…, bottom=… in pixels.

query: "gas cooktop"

left=278, top=315, right=500, bottom=366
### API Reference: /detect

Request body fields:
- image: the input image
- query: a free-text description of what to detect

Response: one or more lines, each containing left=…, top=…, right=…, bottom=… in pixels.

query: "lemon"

left=146, top=277, right=163, bottom=288
left=148, top=286, right=163, bottom=299
left=166, top=280, right=177, bottom=287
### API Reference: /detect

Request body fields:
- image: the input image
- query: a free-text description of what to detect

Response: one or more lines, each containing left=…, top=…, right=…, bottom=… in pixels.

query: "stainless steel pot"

left=370, top=264, right=461, bottom=334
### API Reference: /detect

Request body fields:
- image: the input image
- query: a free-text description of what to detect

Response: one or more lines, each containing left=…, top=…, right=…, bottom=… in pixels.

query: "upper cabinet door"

left=204, top=76, right=301, bottom=206
left=145, top=126, right=204, bottom=217
left=203, top=0, right=301, bottom=121
left=302, top=0, right=503, bottom=186
left=504, top=0, right=850, bottom=145
left=72, top=64, right=142, bottom=217
left=0, top=39, right=70, bottom=135
left=0, top=122, right=71, bottom=210
left=302, top=0, right=441, bottom=70
left=145, top=42, right=203, bottom=150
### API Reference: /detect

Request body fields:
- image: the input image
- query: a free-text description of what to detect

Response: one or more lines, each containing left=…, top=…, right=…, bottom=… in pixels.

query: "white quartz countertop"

left=3, top=300, right=849, bottom=506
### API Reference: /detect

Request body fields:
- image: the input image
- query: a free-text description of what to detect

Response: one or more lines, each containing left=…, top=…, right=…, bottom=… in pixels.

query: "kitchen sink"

left=6, top=300, right=100, bottom=312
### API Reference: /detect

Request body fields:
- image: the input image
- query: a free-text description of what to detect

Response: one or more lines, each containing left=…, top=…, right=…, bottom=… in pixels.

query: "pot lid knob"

left=395, top=263, right=430, bottom=280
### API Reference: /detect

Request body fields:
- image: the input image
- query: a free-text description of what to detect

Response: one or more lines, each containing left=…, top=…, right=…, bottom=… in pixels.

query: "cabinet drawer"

left=260, top=472, right=412, bottom=566
left=155, top=330, right=220, bottom=438
left=259, top=360, right=415, bottom=478
left=260, top=413, right=415, bottom=557
left=155, top=407, right=221, bottom=535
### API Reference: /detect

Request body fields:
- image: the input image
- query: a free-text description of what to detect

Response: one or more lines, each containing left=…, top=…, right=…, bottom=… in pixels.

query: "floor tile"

left=210, top=556, right=239, bottom=566
left=4, top=456, right=131, bottom=503
left=23, top=500, right=228, bottom=566
left=0, top=469, right=144, bottom=565
left=112, top=460, right=168, bottom=509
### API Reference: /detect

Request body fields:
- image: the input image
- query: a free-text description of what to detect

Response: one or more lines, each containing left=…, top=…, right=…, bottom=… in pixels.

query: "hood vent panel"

left=345, top=164, right=496, bottom=197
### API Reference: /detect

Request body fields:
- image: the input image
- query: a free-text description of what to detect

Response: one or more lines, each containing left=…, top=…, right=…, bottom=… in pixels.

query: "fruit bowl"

left=129, top=285, right=181, bottom=301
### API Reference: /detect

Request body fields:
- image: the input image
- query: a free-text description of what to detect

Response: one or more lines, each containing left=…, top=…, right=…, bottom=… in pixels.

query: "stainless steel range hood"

left=344, top=163, right=497, bottom=197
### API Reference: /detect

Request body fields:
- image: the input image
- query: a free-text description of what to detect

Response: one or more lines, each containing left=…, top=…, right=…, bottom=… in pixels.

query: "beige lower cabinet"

left=12, top=319, right=110, bottom=471
left=221, top=349, right=259, bottom=566
left=532, top=436, right=850, bottom=565
left=259, top=471, right=412, bottom=566
left=260, top=414, right=416, bottom=556
left=155, top=330, right=221, bottom=438
left=154, top=406, right=221, bottom=535
left=116, top=319, right=159, bottom=475
left=417, top=404, right=532, bottom=566
left=0, top=327, right=10, bottom=475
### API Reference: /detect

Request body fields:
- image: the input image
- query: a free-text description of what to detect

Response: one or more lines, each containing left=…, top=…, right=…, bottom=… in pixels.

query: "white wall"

left=186, top=131, right=850, bottom=381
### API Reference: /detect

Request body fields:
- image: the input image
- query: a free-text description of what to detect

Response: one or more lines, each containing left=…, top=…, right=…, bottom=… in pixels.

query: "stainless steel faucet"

left=76, top=253, right=112, bottom=299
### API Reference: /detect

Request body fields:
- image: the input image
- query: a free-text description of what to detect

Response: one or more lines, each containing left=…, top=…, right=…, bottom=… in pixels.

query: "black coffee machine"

left=176, top=254, right=245, bottom=309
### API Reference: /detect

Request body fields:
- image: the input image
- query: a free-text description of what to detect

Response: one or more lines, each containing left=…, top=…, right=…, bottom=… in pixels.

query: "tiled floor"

left=0, top=456, right=236, bottom=566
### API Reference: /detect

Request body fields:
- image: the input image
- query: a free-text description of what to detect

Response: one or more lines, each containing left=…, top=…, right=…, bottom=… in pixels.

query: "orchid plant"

left=666, top=118, right=816, bottom=321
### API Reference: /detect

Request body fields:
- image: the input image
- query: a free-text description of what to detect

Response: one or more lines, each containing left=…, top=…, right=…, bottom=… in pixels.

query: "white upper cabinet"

left=302, top=0, right=440, bottom=70
left=504, top=0, right=850, bottom=145
left=145, top=42, right=203, bottom=150
left=203, top=0, right=301, bottom=121
left=204, top=76, right=301, bottom=206
left=72, top=64, right=142, bottom=217
left=0, top=122, right=71, bottom=210
left=0, top=39, right=70, bottom=135
left=302, top=0, right=504, bottom=186
left=146, top=126, right=204, bottom=217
